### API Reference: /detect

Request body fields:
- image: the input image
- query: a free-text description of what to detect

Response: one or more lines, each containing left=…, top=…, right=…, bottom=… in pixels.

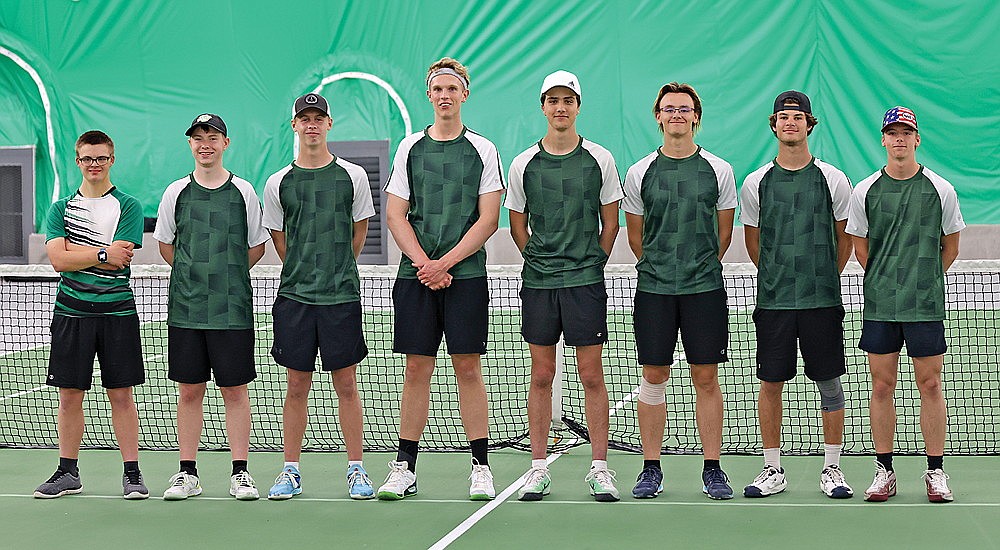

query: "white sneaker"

left=864, top=461, right=896, bottom=502
left=162, top=472, right=202, bottom=501
left=924, top=469, right=954, bottom=503
left=585, top=467, right=620, bottom=502
left=517, top=467, right=551, bottom=501
left=820, top=465, right=854, bottom=499
left=469, top=460, right=495, bottom=501
left=230, top=471, right=260, bottom=500
left=377, top=461, right=417, bottom=500
left=743, top=465, right=787, bottom=497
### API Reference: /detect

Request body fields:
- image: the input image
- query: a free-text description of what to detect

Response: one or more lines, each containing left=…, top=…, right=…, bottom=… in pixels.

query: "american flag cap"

left=881, top=106, right=918, bottom=132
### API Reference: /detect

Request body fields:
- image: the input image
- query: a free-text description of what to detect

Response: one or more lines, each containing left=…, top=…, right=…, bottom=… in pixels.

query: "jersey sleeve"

left=234, top=177, right=270, bottom=247
left=341, top=160, right=376, bottom=222
left=924, top=168, right=967, bottom=236
left=710, top=156, right=738, bottom=211
left=819, top=162, right=853, bottom=221
left=503, top=148, right=533, bottom=213
left=45, top=199, right=68, bottom=242
left=114, top=194, right=145, bottom=248
left=261, top=166, right=289, bottom=232
left=469, top=133, right=505, bottom=194
left=845, top=172, right=879, bottom=238
left=739, top=168, right=765, bottom=227
left=620, top=155, right=650, bottom=216
left=384, top=134, right=418, bottom=200
left=597, top=148, right=625, bottom=205
left=153, top=179, right=184, bottom=244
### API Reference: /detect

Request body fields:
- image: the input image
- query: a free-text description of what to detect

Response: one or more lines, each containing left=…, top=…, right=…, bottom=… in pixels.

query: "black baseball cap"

left=293, top=93, right=331, bottom=117
left=773, top=90, right=811, bottom=114
left=185, top=113, right=227, bottom=136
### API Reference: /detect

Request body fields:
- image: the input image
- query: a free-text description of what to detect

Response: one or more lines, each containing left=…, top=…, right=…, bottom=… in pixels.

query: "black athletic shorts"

left=392, top=277, right=489, bottom=356
left=168, top=326, right=256, bottom=387
left=520, top=282, right=608, bottom=347
left=271, top=296, right=368, bottom=371
left=859, top=320, right=946, bottom=357
left=752, top=306, right=846, bottom=382
left=47, top=314, right=145, bottom=390
left=634, top=288, right=729, bottom=366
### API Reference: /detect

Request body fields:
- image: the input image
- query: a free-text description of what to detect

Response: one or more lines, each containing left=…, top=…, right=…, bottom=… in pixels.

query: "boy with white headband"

left=379, top=57, right=504, bottom=501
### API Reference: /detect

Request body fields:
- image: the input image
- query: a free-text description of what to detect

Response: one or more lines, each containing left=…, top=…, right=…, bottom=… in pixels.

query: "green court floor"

left=3, top=447, right=998, bottom=549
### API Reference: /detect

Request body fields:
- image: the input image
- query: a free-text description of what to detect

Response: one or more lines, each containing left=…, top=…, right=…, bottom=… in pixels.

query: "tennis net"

left=1, top=262, right=998, bottom=455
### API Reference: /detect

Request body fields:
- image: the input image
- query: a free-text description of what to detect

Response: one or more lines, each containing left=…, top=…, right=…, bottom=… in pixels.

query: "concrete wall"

left=27, top=224, right=1000, bottom=266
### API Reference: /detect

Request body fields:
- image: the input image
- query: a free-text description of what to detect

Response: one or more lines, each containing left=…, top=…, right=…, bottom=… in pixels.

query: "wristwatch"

left=97, top=248, right=108, bottom=263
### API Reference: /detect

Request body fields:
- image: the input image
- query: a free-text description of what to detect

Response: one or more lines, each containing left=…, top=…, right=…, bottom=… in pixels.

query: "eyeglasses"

left=77, top=156, right=112, bottom=166
left=659, top=107, right=694, bottom=114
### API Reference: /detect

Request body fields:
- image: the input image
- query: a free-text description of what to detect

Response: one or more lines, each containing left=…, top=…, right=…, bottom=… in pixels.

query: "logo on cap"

left=196, top=114, right=212, bottom=123
left=304, top=94, right=319, bottom=105
left=882, top=106, right=918, bottom=132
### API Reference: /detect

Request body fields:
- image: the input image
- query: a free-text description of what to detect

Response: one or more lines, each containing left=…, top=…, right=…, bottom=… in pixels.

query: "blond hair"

left=426, top=57, right=470, bottom=88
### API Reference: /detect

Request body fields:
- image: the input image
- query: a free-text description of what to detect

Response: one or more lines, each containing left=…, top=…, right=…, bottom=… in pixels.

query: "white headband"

left=426, top=68, right=469, bottom=90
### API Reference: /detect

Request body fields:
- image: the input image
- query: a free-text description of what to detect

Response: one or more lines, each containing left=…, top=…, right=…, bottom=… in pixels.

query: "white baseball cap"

left=539, top=70, right=582, bottom=99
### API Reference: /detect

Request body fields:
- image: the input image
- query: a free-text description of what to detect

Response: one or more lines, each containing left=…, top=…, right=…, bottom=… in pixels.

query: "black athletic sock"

left=232, top=460, right=248, bottom=476
left=876, top=452, right=894, bottom=472
left=927, top=455, right=944, bottom=471
left=643, top=459, right=661, bottom=471
left=180, top=460, right=198, bottom=477
left=59, top=457, right=79, bottom=477
left=470, top=438, right=489, bottom=466
left=397, top=439, right=419, bottom=473
left=704, top=459, right=721, bottom=472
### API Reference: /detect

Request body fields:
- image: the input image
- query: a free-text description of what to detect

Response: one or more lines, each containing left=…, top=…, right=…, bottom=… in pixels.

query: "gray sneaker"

left=34, top=470, right=83, bottom=499
left=123, top=471, right=149, bottom=500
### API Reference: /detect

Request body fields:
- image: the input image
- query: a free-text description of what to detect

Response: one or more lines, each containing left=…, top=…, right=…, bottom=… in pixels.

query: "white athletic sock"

left=591, top=460, right=608, bottom=471
left=531, top=459, right=547, bottom=470
left=824, top=444, right=842, bottom=468
left=763, top=448, right=781, bottom=470
left=348, top=460, right=363, bottom=468
left=284, top=462, right=300, bottom=471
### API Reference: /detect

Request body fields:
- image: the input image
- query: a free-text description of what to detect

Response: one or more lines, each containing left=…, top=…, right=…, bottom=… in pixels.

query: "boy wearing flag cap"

left=507, top=70, right=624, bottom=502
left=847, top=106, right=964, bottom=503
left=154, top=113, right=269, bottom=500
left=378, top=57, right=503, bottom=502
left=262, top=93, right=377, bottom=500
left=740, top=91, right=855, bottom=499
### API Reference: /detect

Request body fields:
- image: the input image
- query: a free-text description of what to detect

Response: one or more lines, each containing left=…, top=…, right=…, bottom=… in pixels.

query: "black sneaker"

left=34, top=470, right=83, bottom=499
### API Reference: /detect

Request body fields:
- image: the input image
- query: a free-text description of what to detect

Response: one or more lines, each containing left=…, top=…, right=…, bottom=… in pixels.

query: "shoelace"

left=705, top=469, right=729, bottom=486
left=169, top=473, right=189, bottom=487
left=384, top=462, right=409, bottom=483
left=925, top=470, right=950, bottom=492
left=636, top=467, right=660, bottom=484
left=233, top=472, right=254, bottom=488
left=470, top=466, right=493, bottom=484
left=523, top=467, right=548, bottom=487
left=46, top=470, right=71, bottom=484
left=824, top=467, right=847, bottom=486
left=587, top=468, right=617, bottom=486
left=273, top=470, right=298, bottom=487
left=753, top=467, right=778, bottom=484
left=124, top=470, right=142, bottom=485
left=348, top=469, right=370, bottom=487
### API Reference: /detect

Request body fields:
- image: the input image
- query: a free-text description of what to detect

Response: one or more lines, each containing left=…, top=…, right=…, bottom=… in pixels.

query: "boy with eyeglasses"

left=740, top=91, right=855, bottom=499
left=154, top=114, right=269, bottom=501
left=621, top=82, right=737, bottom=500
left=34, top=130, right=148, bottom=500
left=507, top=70, right=624, bottom=502
left=847, top=107, right=964, bottom=503
left=378, top=57, right=503, bottom=501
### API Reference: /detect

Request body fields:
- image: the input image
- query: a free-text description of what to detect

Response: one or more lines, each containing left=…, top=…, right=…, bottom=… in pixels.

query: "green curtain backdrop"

left=1, top=0, right=998, bottom=230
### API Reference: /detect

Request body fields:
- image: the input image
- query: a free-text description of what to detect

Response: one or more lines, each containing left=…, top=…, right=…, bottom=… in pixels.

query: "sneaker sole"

left=124, top=491, right=149, bottom=500
left=163, top=488, right=202, bottom=501
left=232, top=491, right=260, bottom=501
left=267, top=489, right=302, bottom=500
left=704, top=488, right=734, bottom=500
left=469, top=493, right=495, bottom=501
left=350, top=492, right=376, bottom=500
left=593, top=493, right=620, bottom=502
left=743, top=485, right=786, bottom=498
left=517, top=491, right=547, bottom=501
left=928, top=493, right=954, bottom=503
left=864, top=489, right=895, bottom=502
left=632, top=486, right=662, bottom=499
left=33, top=487, right=83, bottom=499
left=825, top=487, right=854, bottom=499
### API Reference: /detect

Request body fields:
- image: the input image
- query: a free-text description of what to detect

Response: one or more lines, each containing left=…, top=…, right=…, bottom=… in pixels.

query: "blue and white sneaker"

left=702, top=468, right=734, bottom=500
left=268, top=465, right=302, bottom=500
left=743, top=465, right=786, bottom=498
left=347, top=464, right=375, bottom=500
left=631, top=466, right=663, bottom=499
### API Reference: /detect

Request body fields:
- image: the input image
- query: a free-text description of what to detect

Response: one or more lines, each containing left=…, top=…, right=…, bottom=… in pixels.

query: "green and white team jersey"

left=384, top=126, right=504, bottom=280
left=505, top=137, right=624, bottom=289
left=154, top=173, right=269, bottom=329
left=739, top=157, right=852, bottom=310
left=262, top=157, right=375, bottom=305
left=45, top=187, right=144, bottom=317
left=846, top=166, right=965, bottom=321
left=621, top=147, right=737, bottom=295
